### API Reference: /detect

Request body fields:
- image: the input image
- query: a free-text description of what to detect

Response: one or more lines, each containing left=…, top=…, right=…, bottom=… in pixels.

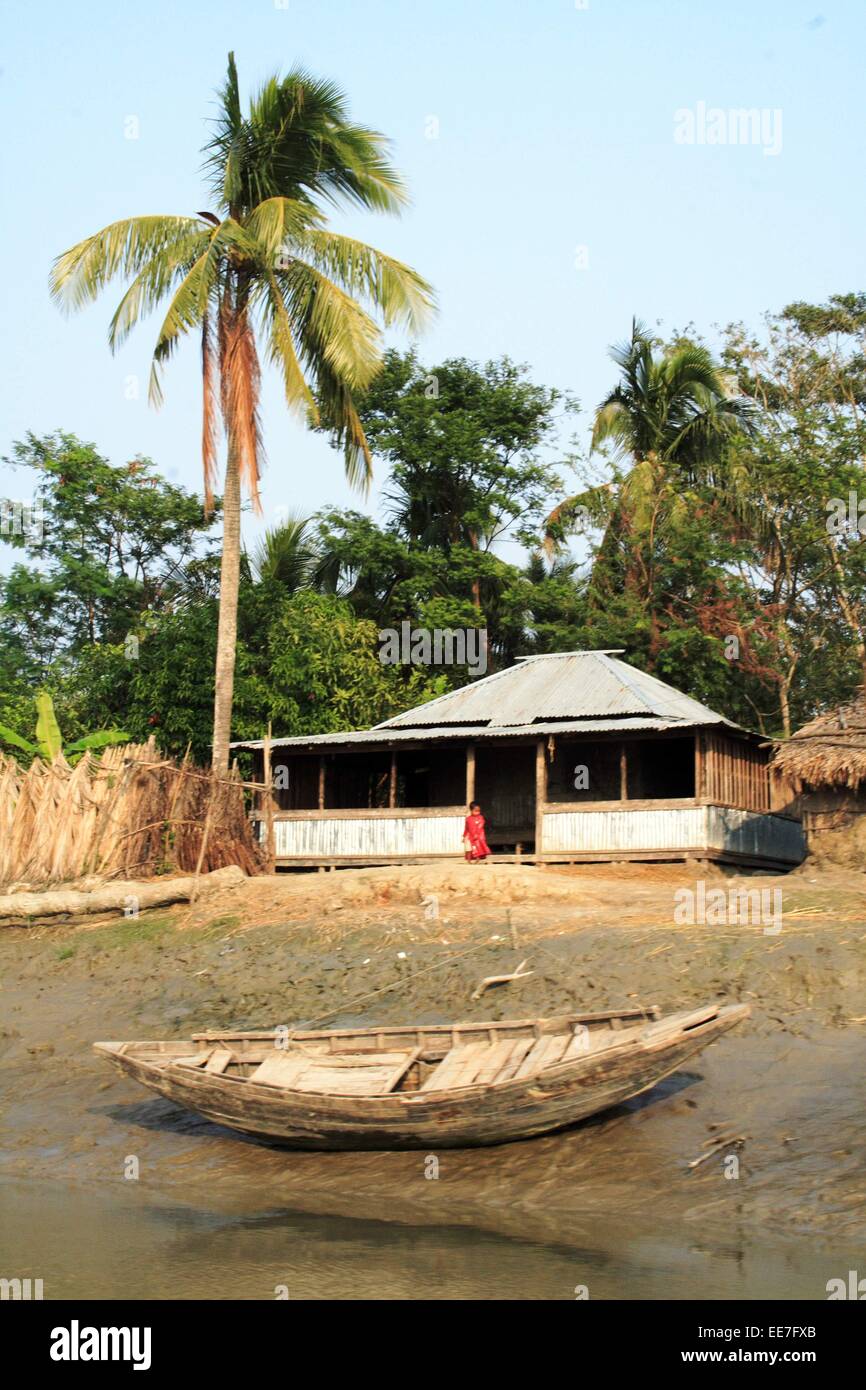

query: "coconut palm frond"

left=542, top=484, right=613, bottom=555
left=256, top=271, right=318, bottom=419
left=107, top=228, right=213, bottom=350
left=251, top=514, right=317, bottom=590
left=293, top=228, right=436, bottom=334
left=49, top=215, right=206, bottom=313
left=315, top=361, right=374, bottom=490
left=278, top=258, right=383, bottom=392
left=244, top=196, right=325, bottom=259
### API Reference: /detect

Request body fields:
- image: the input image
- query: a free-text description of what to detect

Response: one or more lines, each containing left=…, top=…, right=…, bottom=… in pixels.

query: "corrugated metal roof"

left=374, top=651, right=731, bottom=730
left=230, top=652, right=743, bottom=753
left=232, top=715, right=729, bottom=754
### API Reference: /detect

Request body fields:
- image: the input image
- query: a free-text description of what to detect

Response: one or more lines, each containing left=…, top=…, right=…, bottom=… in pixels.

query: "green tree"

left=719, top=297, right=866, bottom=732
left=351, top=351, right=573, bottom=608
left=314, top=507, right=542, bottom=671
left=50, top=53, right=434, bottom=771
left=0, top=433, right=219, bottom=742
left=237, top=590, right=448, bottom=738
left=544, top=319, right=754, bottom=653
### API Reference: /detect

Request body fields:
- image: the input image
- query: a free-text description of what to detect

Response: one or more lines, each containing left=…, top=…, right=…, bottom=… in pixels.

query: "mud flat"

left=1, top=861, right=865, bottom=1299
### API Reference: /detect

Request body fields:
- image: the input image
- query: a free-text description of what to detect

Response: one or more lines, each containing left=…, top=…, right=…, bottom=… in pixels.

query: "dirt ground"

left=1, top=859, right=865, bottom=1260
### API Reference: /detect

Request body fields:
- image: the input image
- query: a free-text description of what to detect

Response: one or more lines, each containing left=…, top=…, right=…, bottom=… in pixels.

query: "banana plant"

left=0, top=692, right=130, bottom=765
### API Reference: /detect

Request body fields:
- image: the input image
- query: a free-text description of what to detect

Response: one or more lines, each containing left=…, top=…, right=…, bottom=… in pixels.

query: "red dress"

left=463, top=812, right=490, bottom=861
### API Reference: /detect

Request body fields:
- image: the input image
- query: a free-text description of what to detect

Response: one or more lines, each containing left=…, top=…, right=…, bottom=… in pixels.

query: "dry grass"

left=0, top=741, right=263, bottom=890
left=772, top=695, right=866, bottom=790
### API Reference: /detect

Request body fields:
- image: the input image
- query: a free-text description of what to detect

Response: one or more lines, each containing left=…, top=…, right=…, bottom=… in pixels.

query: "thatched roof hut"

left=771, top=696, right=866, bottom=865
left=772, top=697, right=866, bottom=792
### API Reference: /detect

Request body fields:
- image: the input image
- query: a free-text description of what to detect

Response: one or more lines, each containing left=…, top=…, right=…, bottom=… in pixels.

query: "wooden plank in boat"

left=563, top=1027, right=634, bottom=1061
left=641, top=1004, right=718, bottom=1043
left=491, top=1037, right=535, bottom=1082
left=473, top=1039, right=527, bottom=1086
left=513, top=1034, right=571, bottom=1079
left=204, top=1048, right=234, bottom=1074
left=290, top=1063, right=406, bottom=1096
left=420, top=1042, right=493, bottom=1092
left=248, top=1052, right=309, bottom=1089
left=250, top=1048, right=418, bottom=1096
left=174, top=1049, right=215, bottom=1069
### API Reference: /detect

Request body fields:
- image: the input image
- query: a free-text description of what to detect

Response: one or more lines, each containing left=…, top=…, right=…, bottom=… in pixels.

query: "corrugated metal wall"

left=274, top=815, right=465, bottom=858
left=271, top=805, right=805, bottom=863
left=705, top=807, right=805, bottom=862
left=542, top=808, right=706, bottom=853
left=542, top=806, right=804, bottom=862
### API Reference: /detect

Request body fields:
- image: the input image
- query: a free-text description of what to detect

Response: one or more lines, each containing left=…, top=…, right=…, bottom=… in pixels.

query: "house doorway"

left=474, top=743, right=536, bottom=851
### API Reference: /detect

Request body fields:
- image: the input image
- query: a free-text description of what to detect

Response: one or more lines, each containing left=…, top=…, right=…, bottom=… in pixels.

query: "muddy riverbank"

left=1, top=861, right=865, bottom=1298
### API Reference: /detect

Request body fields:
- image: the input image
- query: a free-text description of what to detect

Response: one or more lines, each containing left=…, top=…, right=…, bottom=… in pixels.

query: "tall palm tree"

left=544, top=321, right=755, bottom=595
left=50, top=53, right=434, bottom=770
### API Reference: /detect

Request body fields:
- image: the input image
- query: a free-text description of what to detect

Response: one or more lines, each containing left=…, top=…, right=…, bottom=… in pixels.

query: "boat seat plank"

left=492, top=1037, right=535, bottom=1082
left=204, top=1048, right=234, bottom=1074
left=248, top=1052, right=309, bottom=1089
left=420, top=1042, right=493, bottom=1092
left=513, top=1034, right=571, bottom=1079
left=174, top=1049, right=215, bottom=1069
left=641, top=1004, right=718, bottom=1043
left=250, top=1048, right=419, bottom=1096
left=472, top=1039, right=525, bottom=1086
left=564, top=1026, right=640, bottom=1061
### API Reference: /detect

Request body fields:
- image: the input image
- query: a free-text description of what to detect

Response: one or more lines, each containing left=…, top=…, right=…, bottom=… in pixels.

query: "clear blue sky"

left=2, top=0, right=864, bottom=561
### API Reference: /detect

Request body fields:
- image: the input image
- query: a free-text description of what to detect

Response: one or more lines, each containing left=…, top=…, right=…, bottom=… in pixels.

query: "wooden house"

left=771, top=696, right=866, bottom=864
left=234, top=650, right=805, bottom=870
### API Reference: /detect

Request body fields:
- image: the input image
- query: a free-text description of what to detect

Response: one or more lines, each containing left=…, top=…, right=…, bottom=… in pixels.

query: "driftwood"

left=687, top=1132, right=747, bottom=1169
left=0, top=865, right=247, bottom=925
left=470, top=959, right=534, bottom=1000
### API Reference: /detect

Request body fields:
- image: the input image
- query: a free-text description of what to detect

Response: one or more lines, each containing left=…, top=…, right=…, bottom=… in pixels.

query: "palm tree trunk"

left=211, top=440, right=241, bottom=772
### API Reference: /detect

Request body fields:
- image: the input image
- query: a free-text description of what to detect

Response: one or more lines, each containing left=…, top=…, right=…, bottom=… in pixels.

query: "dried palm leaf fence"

left=0, top=740, right=263, bottom=890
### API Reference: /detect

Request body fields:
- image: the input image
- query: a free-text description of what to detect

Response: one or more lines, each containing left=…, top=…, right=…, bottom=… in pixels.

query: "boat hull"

left=94, top=1004, right=748, bottom=1150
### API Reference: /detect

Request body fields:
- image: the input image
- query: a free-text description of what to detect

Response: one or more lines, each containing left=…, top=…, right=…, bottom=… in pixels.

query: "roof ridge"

left=593, top=652, right=660, bottom=714
left=600, top=653, right=720, bottom=720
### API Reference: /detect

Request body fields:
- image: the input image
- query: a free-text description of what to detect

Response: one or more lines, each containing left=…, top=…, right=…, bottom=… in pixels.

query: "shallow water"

left=0, top=1176, right=852, bottom=1301
left=3, top=907, right=865, bottom=1302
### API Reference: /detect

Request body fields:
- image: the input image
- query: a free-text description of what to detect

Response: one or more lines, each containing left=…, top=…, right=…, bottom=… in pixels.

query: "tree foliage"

left=4, top=296, right=866, bottom=748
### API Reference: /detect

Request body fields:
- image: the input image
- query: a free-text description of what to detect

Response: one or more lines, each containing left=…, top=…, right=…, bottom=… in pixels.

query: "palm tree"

left=50, top=53, right=434, bottom=770
left=544, top=321, right=755, bottom=601
left=250, top=513, right=318, bottom=591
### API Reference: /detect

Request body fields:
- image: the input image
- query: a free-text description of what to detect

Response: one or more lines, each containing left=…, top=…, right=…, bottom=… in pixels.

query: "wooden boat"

left=94, top=1001, right=748, bottom=1151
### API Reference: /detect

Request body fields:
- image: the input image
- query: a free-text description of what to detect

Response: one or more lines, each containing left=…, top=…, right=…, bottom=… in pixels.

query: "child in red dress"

left=463, top=802, right=490, bottom=862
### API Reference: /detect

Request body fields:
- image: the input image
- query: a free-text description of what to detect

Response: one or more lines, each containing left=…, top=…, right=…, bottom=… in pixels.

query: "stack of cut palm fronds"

left=0, top=741, right=263, bottom=889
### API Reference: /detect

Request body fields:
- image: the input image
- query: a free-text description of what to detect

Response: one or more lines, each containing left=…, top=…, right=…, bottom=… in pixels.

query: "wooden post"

left=535, top=738, right=546, bottom=856
left=619, top=743, right=628, bottom=802
left=465, top=743, right=476, bottom=805
left=694, top=734, right=704, bottom=801
left=389, top=750, right=397, bottom=808
left=318, top=757, right=326, bottom=811
left=263, top=723, right=275, bottom=872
